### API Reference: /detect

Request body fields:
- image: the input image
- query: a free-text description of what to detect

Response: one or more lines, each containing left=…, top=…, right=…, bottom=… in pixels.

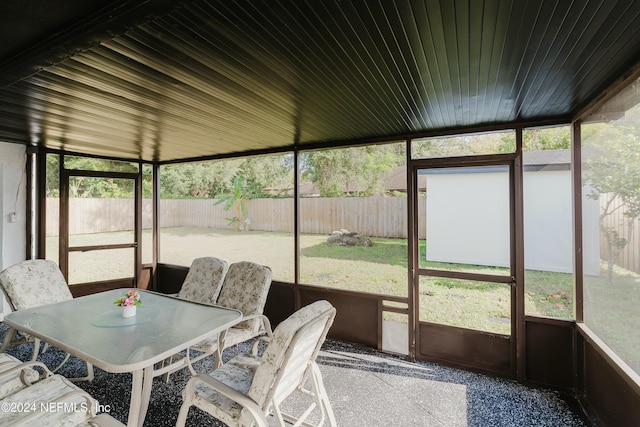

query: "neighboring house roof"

left=266, top=149, right=570, bottom=196
left=522, top=149, right=571, bottom=170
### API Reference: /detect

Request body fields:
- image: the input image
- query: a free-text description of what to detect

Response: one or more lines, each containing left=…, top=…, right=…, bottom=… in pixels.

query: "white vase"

left=122, top=305, right=137, bottom=318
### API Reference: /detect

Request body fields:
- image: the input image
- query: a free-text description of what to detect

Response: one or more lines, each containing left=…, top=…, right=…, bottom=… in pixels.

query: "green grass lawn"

left=583, top=264, right=640, bottom=373
left=419, top=276, right=512, bottom=334
left=299, top=235, right=407, bottom=296
left=48, top=226, right=638, bottom=372
left=48, top=228, right=581, bottom=320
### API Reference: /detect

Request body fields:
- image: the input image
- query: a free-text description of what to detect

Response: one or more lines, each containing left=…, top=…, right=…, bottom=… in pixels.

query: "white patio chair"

left=161, top=257, right=228, bottom=381
left=0, top=355, right=124, bottom=426
left=185, top=261, right=272, bottom=373
left=176, top=257, right=228, bottom=305
left=176, top=300, right=337, bottom=427
left=0, top=259, right=94, bottom=381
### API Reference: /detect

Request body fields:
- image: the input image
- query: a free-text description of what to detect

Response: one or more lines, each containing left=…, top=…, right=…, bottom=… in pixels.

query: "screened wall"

left=580, top=76, right=640, bottom=378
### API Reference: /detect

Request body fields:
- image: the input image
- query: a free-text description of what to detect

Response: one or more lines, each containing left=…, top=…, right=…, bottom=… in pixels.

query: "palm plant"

left=214, top=176, right=257, bottom=231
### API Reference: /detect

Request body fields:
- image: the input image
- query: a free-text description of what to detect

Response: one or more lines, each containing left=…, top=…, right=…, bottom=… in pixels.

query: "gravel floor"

left=0, top=324, right=589, bottom=426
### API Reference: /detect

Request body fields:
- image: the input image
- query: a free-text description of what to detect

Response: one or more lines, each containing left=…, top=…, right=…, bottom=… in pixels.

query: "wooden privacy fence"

left=46, top=197, right=425, bottom=239
left=45, top=195, right=640, bottom=275
left=599, top=195, right=640, bottom=275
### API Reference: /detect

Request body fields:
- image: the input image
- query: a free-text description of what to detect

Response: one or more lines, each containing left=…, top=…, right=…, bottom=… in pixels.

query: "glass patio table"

left=3, top=288, right=241, bottom=427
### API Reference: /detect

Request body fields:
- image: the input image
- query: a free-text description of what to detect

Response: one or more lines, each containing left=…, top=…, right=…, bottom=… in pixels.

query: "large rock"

left=326, top=229, right=373, bottom=247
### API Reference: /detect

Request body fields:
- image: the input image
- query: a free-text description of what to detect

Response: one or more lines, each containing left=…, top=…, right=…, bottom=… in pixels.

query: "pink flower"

left=114, top=290, right=142, bottom=307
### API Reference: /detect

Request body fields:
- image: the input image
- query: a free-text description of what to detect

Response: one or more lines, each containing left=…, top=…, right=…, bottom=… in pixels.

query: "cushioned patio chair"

left=185, top=261, right=273, bottom=373
left=176, top=257, right=229, bottom=305
left=161, top=257, right=229, bottom=380
left=176, top=300, right=337, bottom=427
left=0, top=361, right=124, bottom=427
left=161, top=260, right=271, bottom=381
left=0, top=259, right=94, bottom=381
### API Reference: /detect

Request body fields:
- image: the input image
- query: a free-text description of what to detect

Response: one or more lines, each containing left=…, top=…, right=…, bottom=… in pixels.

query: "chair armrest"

left=214, top=314, right=272, bottom=368
left=246, top=313, right=272, bottom=337
left=221, top=313, right=272, bottom=334
left=0, top=361, right=54, bottom=385
left=218, top=313, right=273, bottom=349
left=187, top=373, right=269, bottom=427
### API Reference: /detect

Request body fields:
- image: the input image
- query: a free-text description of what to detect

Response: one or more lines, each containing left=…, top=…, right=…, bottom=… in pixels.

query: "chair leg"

left=31, top=338, right=41, bottom=362
left=159, top=352, right=192, bottom=383
left=160, top=355, right=177, bottom=383
left=273, top=400, right=289, bottom=426
left=185, top=348, right=197, bottom=376
left=158, top=355, right=180, bottom=383
left=0, top=327, right=17, bottom=353
left=175, top=403, right=190, bottom=427
left=175, top=377, right=196, bottom=427
left=67, top=361, right=95, bottom=382
left=213, top=347, right=223, bottom=369
left=51, top=353, right=72, bottom=372
left=311, top=362, right=337, bottom=427
left=49, top=351, right=94, bottom=382
left=278, top=364, right=335, bottom=427
left=85, top=363, right=95, bottom=382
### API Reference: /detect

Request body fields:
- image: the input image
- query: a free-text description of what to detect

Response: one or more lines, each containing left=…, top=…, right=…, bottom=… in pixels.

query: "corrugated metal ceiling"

left=1, top=0, right=639, bottom=162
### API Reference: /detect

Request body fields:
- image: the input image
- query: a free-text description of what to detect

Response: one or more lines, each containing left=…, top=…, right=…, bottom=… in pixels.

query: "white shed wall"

left=426, top=171, right=511, bottom=268
left=523, top=170, right=573, bottom=273
left=425, top=168, right=596, bottom=274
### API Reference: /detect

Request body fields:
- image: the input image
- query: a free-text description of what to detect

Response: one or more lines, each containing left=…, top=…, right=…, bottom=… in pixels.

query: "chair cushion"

left=217, top=261, right=272, bottom=331
left=248, top=300, right=334, bottom=408
left=0, top=260, right=72, bottom=311
left=190, top=354, right=260, bottom=426
left=178, top=257, right=228, bottom=305
left=0, top=374, right=95, bottom=426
